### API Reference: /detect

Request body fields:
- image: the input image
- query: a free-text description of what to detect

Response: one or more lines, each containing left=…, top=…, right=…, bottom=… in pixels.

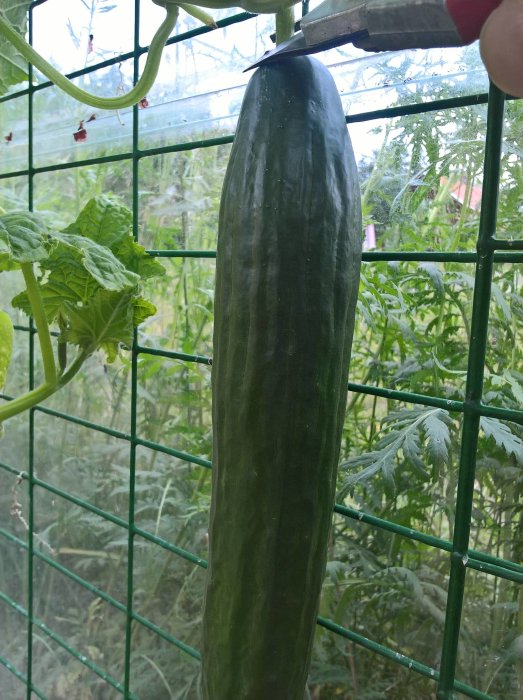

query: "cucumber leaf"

left=0, top=1, right=31, bottom=97
left=11, top=234, right=139, bottom=320
left=132, top=297, right=158, bottom=326
left=64, top=195, right=133, bottom=250
left=8, top=196, right=162, bottom=362
left=0, top=211, right=49, bottom=263
left=0, top=196, right=161, bottom=430
left=64, top=195, right=164, bottom=280
left=50, top=231, right=140, bottom=291
left=0, top=253, right=19, bottom=272
left=11, top=261, right=100, bottom=321
left=64, top=289, right=139, bottom=362
left=113, top=237, right=165, bottom=280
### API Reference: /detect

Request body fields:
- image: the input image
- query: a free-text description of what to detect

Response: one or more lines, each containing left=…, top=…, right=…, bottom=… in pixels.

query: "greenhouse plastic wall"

left=0, top=1, right=522, bottom=699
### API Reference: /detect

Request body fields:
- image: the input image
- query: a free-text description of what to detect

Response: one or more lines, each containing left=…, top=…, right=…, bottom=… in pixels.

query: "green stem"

left=0, top=3, right=179, bottom=110
left=20, top=262, right=56, bottom=386
left=0, top=382, right=56, bottom=423
left=0, top=349, right=89, bottom=424
left=179, top=3, right=217, bottom=26
left=275, top=6, right=295, bottom=44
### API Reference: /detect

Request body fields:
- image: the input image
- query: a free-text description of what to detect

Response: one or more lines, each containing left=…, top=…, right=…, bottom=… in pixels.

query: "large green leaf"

left=66, top=196, right=164, bottom=279
left=12, top=231, right=140, bottom=322
left=113, top=236, right=165, bottom=280
left=0, top=1, right=31, bottom=96
left=132, top=297, right=157, bottom=326
left=49, top=230, right=139, bottom=291
left=0, top=252, right=18, bottom=272
left=6, top=197, right=163, bottom=363
left=65, top=195, right=133, bottom=250
left=0, top=211, right=49, bottom=263
left=65, top=288, right=156, bottom=362
left=11, top=258, right=101, bottom=322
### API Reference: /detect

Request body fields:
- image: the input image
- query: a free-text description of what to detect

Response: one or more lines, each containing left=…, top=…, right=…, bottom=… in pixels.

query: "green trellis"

left=0, top=1, right=522, bottom=699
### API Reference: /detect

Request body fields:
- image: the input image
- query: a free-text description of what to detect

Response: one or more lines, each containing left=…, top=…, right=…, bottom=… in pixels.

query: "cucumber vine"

left=0, top=0, right=214, bottom=110
left=0, top=0, right=299, bottom=427
left=0, top=0, right=300, bottom=110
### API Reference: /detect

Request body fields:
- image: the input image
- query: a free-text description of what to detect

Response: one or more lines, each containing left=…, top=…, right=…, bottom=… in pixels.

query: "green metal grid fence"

left=0, top=1, right=522, bottom=698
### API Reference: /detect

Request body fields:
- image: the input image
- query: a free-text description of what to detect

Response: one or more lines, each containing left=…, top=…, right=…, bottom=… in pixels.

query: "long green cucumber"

left=201, top=55, right=362, bottom=700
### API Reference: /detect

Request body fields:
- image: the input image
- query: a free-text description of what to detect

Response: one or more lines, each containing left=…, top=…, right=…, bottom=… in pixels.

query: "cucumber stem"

left=275, top=6, right=295, bottom=44
left=0, top=382, right=56, bottom=423
left=0, top=348, right=89, bottom=424
left=20, top=262, right=57, bottom=386
left=179, top=3, right=217, bottom=26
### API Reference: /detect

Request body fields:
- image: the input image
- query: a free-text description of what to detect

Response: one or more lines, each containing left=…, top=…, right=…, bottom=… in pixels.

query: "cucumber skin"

left=201, top=56, right=362, bottom=700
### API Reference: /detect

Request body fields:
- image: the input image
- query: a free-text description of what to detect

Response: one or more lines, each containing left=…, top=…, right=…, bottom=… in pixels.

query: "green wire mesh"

left=0, top=2, right=521, bottom=699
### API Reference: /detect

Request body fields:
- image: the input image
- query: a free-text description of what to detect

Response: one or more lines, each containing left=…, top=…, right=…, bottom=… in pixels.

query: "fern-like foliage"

left=339, top=407, right=453, bottom=495
left=340, top=406, right=523, bottom=497
left=480, top=416, right=523, bottom=465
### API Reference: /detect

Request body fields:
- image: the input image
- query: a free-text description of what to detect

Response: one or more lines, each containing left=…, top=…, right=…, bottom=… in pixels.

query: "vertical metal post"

left=437, top=83, right=506, bottom=699
left=123, top=0, right=141, bottom=696
left=25, top=7, right=36, bottom=699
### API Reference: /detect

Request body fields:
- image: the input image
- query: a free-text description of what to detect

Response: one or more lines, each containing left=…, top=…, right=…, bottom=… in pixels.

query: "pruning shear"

left=246, top=0, right=503, bottom=70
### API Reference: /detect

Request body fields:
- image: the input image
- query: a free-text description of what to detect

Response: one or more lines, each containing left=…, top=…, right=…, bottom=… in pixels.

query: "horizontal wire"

left=0, top=588, right=137, bottom=698
left=2, top=460, right=520, bottom=583
left=346, top=382, right=463, bottom=412
left=131, top=610, right=201, bottom=661
left=135, top=345, right=212, bottom=365
left=0, top=474, right=208, bottom=565
left=0, top=527, right=201, bottom=661
left=4, top=96, right=520, bottom=181
left=346, top=384, right=523, bottom=426
left=490, top=238, right=523, bottom=251
left=4, top=362, right=510, bottom=429
left=2, top=380, right=518, bottom=444
left=317, top=616, right=494, bottom=700
left=133, top=524, right=208, bottom=568
left=0, top=654, right=47, bottom=700
left=0, top=134, right=235, bottom=182
left=146, top=249, right=523, bottom=263
left=334, top=504, right=523, bottom=581
left=346, top=92, right=489, bottom=124
left=1, top=497, right=516, bottom=694
left=148, top=250, right=217, bottom=258
left=0, top=527, right=497, bottom=699
left=136, top=436, right=211, bottom=467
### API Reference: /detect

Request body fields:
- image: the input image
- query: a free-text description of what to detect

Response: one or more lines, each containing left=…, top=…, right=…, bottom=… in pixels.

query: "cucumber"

left=201, top=56, right=362, bottom=700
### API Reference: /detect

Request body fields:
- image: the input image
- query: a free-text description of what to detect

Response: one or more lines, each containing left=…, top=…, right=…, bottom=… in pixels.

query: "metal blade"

left=244, top=27, right=369, bottom=71
left=245, top=0, right=468, bottom=72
